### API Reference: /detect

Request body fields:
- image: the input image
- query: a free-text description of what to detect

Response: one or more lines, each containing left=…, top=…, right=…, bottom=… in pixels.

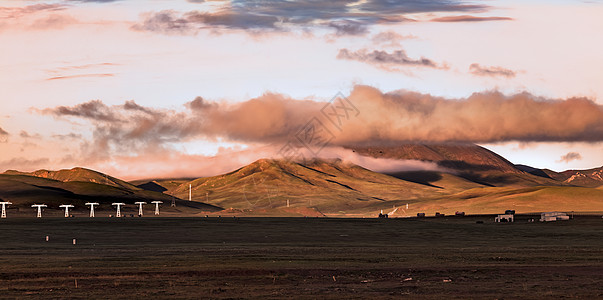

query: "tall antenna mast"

left=135, top=202, right=146, bottom=216
left=31, top=204, right=47, bottom=218
left=86, top=202, right=99, bottom=217
left=151, top=201, right=162, bottom=215
left=59, top=204, right=74, bottom=218
left=0, top=202, right=12, bottom=218
left=112, top=203, right=125, bottom=217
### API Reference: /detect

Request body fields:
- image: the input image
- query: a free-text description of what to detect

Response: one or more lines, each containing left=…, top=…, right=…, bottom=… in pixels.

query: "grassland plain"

left=0, top=216, right=601, bottom=299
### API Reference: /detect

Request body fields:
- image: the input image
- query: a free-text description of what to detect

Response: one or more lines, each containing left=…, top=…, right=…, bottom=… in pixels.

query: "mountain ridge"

left=2, top=144, right=602, bottom=216
left=3, top=167, right=139, bottom=191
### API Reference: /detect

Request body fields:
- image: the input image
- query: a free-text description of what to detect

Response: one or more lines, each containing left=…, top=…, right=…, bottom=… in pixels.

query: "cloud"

left=32, top=86, right=603, bottom=178
left=326, top=20, right=369, bottom=36
left=336, top=86, right=603, bottom=144
left=337, top=48, right=444, bottom=70
left=29, top=14, right=78, bottom=30
left=372, top=31, right=417, bottom=47
left=133, top=0, right=489, bottom=35
left=46, top=73, right=115, bottom=81
left=131, top=9, right=282, bottom=35
left=558, top=152, right=582, bottom=163
left=43, top=99, right=120, bottom=122
left=87, top=144, right=278, bottom=180
left=0, top=126, right=8, bottom=143
left=131, top=10, right=200, bottom=35
left=0, top=4, right=84, bottom=32
left=52, top=133, right=82, bottom=140
left=308, top=146, right=448, bottom=174
left=469, top=63, right=516, bottom=78
left=19, top=131, right=41, bottom=139
left=53, top=62, right=118, bottom=71
left=45, top=63, right=119, bottom=80
left=430, top=15, right=513, bottom=22
left=0, top=157, right=50, bottom=172
left=69, top=0, right=121, bottom=3
left=39, top=85, right=603, bottom=162
left=0, top=4, right=67, bottom=19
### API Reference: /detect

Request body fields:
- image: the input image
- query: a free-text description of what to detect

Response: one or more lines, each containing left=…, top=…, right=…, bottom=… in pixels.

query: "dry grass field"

left=0, top=215, right=601, bottom=299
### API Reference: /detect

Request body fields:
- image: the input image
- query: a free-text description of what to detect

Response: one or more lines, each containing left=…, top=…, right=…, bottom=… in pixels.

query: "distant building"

left=417, top=213, right=426, bottom=218
left=495, top=214, right=514, bottom=222
left=505, top=210, right=516, bottom=215
left=455, top=211, right=465, bottom=216
left=540, top=212, right=570, bottom=222
left=435, top=212, right=445, bottom=217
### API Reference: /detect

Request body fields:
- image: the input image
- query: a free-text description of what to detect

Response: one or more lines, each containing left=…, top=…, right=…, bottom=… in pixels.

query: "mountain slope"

left=350, top=143, right=564, bottom=187
left=164, top=158, right=603, bottom=216
left=3, top=167, right=138, bottom=190
left=350, top=143, right=520, bottom=173
left=557, top=167, right=603, bottom=187
left=168, top=158, right=471, bottom=214
left=0, top=172, right=222, bottom=215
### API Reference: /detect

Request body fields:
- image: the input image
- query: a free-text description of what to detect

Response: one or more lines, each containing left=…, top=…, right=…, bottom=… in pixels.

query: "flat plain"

left=0, top=216, right=601, bottom=299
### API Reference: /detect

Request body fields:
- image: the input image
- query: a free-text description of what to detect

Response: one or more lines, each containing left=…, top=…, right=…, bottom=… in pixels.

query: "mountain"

left=159, top=157, right=603, bottom=216
left=515, top=166, right=603, bottom=187
left=132, top=178, right=193, bottom=193
left=0, top=169, right=222, bottom=215
left=349, top=143, right=520, bottom=173
left=515, top=164, right=553, bottom=179
left=167, top=158, right=461, bottom=215
left=349, top=143, right=564, bottom=188
left=2, top=145, right=602, bottom=217
left=3, top=167, right=138, bottom=190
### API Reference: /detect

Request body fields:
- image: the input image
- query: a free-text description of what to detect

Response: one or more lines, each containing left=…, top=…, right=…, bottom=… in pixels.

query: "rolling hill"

left=166, top=158, right=457, bottom=215
left=3, top=167, right=138, bottom=190
left=0, top=169, right=221, bottom=216
left=2, top=144, right=602, bottom=217
left=155, top=157, right=603, bottom=217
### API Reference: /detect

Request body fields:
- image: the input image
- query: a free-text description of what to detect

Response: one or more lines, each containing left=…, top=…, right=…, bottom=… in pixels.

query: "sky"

left=0, top=0, right=602, bottom=180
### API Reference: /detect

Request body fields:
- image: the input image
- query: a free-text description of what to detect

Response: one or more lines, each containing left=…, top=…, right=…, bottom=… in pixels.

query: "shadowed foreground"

left=0, top=216, right=601, bottom=299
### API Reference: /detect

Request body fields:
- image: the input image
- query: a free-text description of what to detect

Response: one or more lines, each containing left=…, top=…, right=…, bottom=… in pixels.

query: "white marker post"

left=189, top=184, right=192, bottom=201
left=135, top=202, right=146, bottom=216
left=59, top=204, right=74, bottom=218
left=112, top=203, right=125, bottom=217
left=31, top=204, right=47, bottom=218
left=151, top=201, right=162, bottom=215
left=0, top=202, right=12, bottom=218
left=85, top=202, right=99, bottom=217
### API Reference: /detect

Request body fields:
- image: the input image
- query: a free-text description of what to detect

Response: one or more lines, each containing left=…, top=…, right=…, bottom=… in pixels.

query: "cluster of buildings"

left=495, top=210, right=571, bottom=222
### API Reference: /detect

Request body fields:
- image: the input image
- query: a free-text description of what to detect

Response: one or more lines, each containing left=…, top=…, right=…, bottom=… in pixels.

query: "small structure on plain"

left=540, top=212, right=570, bottom=222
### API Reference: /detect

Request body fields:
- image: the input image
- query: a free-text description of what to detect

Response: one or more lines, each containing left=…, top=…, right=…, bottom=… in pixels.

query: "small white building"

left=540, top=212, right=569, bottom=222
left=495, top=214, right=514, bottom=222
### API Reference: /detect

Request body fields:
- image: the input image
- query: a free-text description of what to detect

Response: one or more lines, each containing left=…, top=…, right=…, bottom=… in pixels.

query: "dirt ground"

left=0, top=215, right=601, bottom=299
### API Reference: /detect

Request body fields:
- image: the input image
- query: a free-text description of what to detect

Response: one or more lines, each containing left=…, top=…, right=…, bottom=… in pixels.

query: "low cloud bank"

left=34, top=85, right=603, bottom=178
